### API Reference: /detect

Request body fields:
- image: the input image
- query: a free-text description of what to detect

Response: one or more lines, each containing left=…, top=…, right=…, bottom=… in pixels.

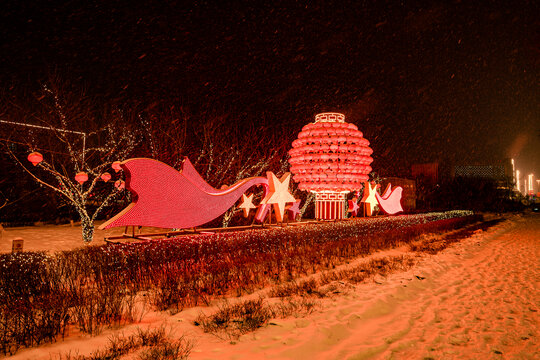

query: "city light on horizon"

left=511, top=159, right=516, bottom=190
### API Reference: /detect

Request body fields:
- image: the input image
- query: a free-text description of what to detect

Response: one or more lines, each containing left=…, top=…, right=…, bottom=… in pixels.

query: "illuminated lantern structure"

left=27, top=152, right=43, bottom=166
left=289, top=112, right=373, bottom=220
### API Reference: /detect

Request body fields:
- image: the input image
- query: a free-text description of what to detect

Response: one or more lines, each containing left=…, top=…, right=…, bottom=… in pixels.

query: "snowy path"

left=364, top=213, right=540, bottom=359
left=188, top=213, right=539, bottom=360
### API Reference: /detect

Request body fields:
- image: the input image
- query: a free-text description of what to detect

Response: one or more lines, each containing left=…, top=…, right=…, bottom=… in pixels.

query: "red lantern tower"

left=289, top=112, right=373, bottom=220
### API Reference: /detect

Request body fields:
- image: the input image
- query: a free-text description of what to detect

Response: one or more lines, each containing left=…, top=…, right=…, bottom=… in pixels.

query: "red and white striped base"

left=315, top=192, right=347, bottom=220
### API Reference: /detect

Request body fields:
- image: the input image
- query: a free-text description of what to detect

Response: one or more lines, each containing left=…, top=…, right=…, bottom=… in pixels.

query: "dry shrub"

left=409, top=218, right=503, bottom=254
left=195, top=297, right=319, bottom=339
left=195, top=298, right=271, bottom=340
left=269, top=298, right=319, bottom=318
left=0, top=252, right=70, bottom=355
left=138, top=335, right=193, bottom=360
left=1, top=211, right=481, bottom=354
left=268, top=278, right=320, bottom=298
left=320, top=255, right=416, bottom=285
left=56, top=326, right=192, bottom=360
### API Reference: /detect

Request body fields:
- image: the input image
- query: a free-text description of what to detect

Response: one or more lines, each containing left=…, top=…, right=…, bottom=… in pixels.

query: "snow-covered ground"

left=0, top=221, right=163, bottom=253
left=5, top=212, right=539, bottom=359
left=185, top=212, right=538, bottom=360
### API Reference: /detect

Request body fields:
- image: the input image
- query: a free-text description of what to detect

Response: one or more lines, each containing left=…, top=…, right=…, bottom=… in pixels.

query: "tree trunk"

left=221, top=208, right=235, bottom=228
left=81, top=215, right=95, bottom=243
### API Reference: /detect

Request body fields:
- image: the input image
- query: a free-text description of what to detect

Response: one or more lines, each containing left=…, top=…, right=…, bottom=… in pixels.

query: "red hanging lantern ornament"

left=289, top=112, right=373, bottom=220
left=114, top=180, right=125, bottom=190
left=27, top=152, right=43, bottom=166
left=75, top=172, right=88, bottom=185
left=100, top=172, right=112, bottom=182
left=112, top=161, right=122, bottom=173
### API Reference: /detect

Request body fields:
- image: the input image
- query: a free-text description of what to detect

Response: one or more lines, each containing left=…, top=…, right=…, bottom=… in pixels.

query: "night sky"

left=1, top=0, right=538, bottom=179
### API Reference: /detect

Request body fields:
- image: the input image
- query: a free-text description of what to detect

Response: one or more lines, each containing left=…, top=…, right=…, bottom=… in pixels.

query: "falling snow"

left=0, top=1, right=537, bottom=177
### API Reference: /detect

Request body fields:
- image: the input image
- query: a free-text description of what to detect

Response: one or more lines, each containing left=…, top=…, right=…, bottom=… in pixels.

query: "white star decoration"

left=361, top=182, right=379, bottom=216
left=261, top=172, right=296, bottom=222
left=238, top=193, right=257, bottom=217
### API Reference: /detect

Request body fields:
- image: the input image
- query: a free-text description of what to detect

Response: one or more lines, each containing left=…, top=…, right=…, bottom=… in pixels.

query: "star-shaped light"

left=348, top=197, right=360, bottom=217
left=238, top=193, right=257, bottom=217
left=261, top=172, right=296, bottom=222
left=286, top=199, right=301, bottom=221
left=361, top=182, right=378, bottom=216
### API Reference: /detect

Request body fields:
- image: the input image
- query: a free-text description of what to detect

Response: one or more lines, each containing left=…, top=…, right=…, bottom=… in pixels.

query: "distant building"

left=411, top=163, right=439, bottom=185
left=381, top=177, right=416, bottom=210
left=453, top=159, right=513, bottom=181
left=454, top=165, right=505, bottom=178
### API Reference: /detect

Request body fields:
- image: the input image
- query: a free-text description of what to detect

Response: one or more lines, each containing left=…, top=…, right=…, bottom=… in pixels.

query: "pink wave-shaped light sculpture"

left=99, top=157, right=268, bottom=229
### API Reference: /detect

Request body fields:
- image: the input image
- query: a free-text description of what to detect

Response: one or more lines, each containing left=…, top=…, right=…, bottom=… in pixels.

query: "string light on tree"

left=4, top=81, right=139, bottom=243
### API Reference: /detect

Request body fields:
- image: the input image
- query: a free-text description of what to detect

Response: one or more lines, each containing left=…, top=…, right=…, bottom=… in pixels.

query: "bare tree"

left=137, top=103, right=189, bottom=168
left=142, top=108, right=293, bottom=227
left=0, top=78, right=139, bottom=242
left=190, top=114, right=290, bottom=226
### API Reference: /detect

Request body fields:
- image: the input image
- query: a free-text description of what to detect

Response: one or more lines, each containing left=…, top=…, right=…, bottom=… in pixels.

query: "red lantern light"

left=100, top=172, right=112, bottom=182
left=112, top=161, right=122, bottom=172
left=288, top=112, right=373, bottom=220
left=114, top=180, right=125, bottom=190
left=27, top=152, right=43, bottom=166
left=75, top=172, right=88, bottom=185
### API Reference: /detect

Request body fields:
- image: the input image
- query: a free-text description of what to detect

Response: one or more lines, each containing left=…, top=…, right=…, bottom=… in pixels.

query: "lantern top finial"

left=314, top=112, right=345, bottom=123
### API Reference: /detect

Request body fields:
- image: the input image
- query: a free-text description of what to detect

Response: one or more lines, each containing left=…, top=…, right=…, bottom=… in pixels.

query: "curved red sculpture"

left=99, top=157, right=268, bottom=230
left=288, top=112, right=374, bottom=219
